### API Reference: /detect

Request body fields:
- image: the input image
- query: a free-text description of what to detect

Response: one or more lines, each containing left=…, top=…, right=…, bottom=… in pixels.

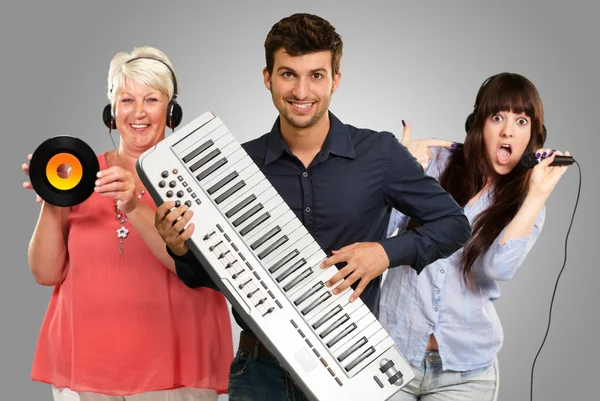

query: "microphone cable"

left=530, top=160, right=581, bottom=401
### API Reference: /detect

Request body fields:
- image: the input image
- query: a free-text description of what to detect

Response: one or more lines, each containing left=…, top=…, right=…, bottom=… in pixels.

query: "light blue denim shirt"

left=379, top=147, right=545, bottom=371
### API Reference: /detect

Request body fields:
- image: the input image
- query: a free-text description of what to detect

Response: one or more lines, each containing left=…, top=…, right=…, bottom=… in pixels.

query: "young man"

left=154, top=13, right=471, bottom=401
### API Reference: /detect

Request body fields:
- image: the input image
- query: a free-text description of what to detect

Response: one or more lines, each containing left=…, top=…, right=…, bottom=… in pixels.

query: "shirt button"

left=432, top=325, right=436, bottom=331
left=436, top=289, right=440, bottom=295
left=305, top=207, right=311, bottom=213
left=440, top=269, right=445, bottom=274
left=434, top=307, right=438, bottom=312
left=302, top=172, right=308, bottom=178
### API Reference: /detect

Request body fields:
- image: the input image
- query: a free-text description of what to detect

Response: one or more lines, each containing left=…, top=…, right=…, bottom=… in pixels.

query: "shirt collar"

left=264, top=111, right=356, bottom=165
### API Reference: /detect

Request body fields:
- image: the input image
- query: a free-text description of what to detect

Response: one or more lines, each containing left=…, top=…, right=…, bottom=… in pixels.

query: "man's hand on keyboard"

left=320, top=242, right=390, bottom=302
left=154, top=201, right=195, bottom=256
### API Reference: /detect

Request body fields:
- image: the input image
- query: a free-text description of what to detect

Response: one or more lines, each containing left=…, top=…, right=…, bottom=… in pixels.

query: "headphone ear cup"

left=102, top=104, right=116, bottom=130
left=465, top=113, right=475, bottom=133
left=167, top=101, right=183, bottom=129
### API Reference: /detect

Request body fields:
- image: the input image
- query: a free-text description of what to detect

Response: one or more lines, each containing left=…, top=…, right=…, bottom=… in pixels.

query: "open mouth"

left=497, top=144, right=512, bottom=165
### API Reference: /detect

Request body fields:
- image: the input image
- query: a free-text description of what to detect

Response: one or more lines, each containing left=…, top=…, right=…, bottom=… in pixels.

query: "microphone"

left=520, top=152, right=575, bottom=169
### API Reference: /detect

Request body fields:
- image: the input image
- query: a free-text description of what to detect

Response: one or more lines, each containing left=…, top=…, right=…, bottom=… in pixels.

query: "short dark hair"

left=264, top=13, right=343, bottom=75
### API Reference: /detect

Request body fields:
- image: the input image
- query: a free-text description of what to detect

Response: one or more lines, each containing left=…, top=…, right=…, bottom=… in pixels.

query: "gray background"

left=1, top=1, right=597, bottom=400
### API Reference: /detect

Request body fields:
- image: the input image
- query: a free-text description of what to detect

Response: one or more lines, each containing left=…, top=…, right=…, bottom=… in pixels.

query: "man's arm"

left=322, top=133, right=471, bottom=301
left=379, top=134, right=471, bottom=272
left=155, top=200, right=220, bottom=290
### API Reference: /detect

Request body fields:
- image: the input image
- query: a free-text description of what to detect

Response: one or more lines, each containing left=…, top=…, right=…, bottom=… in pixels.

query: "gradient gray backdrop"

left=1, top=1, right=597, bottom=400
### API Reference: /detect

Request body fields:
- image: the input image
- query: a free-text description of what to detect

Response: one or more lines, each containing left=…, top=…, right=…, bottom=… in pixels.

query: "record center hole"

left=57, top=163, right=72, bottom=179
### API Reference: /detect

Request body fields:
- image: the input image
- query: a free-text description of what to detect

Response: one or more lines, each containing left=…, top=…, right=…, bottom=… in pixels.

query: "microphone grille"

left=520, top=153, right=538, bottom=169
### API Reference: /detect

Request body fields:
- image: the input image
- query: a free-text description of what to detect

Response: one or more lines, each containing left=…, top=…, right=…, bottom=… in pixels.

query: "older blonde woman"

left=22, top=46, right=233, bottom=401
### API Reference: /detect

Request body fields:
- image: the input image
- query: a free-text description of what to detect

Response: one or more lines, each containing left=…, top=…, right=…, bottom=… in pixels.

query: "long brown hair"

left=442, top=73, right=546, bottom=284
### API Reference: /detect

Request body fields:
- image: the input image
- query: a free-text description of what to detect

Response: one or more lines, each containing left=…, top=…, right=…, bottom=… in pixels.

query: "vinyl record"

left=29, top=136, right=99, bottom=206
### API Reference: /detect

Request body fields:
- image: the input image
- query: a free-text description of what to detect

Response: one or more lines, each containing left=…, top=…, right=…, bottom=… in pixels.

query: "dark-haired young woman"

left=380, top=73, right=570, bottom=400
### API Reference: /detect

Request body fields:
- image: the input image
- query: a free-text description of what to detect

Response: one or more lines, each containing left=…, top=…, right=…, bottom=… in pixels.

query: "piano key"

left=275, top=257, right=307, bottom=283
left=260, top=227, right=315, bottom=268
left=197, top=157, right=228, bottom=181
left=331, top=314, right=384, bottom=356
left=300, top=290, right=333, bottom=316
left=214, top=179, right=245, bottom=204
left=216, top=169, right=265, bottom=207
left=216, top=165, right=264, bottom=209
left=320, top=313, right=350, bottom=339
left=344, top=346, right=375, bottom=372
left=236, top=198, right=286, bottom=238
left=249, top=225, right=281, bottom=250
left=322, top=307, right=371, bottom=348
left=207, top=171, right=238, bottom=195
left=232, top=203, right=264, bottom=227
left=282, top=267, right=313, bottom=292
left=202, top=150, right=252, bottom=189
left=337, top=337, right=368, bottom=363
left=268, top=249, right=299, bottom=274
left=293, top=282, right=325, bottom=307
left=309, top=296, right=365, bottom=339
left=239, top=212, right=271, bottom=237
left=181, top=139, right=214, bottom=163
left=257, top=235, right=289, bottom=260
left=226, top=194, right=257, bottom=219
left=172, top=117, right=224, bottom=156
left=276, top=242, right=324, bottom=292
left=189, top=148, right=221, bottom=173
left=243, top=208, right=297, bottom=247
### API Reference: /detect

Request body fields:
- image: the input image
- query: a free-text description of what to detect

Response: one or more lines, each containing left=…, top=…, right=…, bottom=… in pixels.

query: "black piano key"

left=344, top=346, right=375, bottom=372
left=240, top=212, right=270, bottom=236
left=257, top=235, right=289, bottom=260
left=268, top=250, right=299, bottom=274
left=337, top=337, right=368, bottom=362
left=301, top=291, right=332, bottom=316
left=189, top=148, right=220, bottom=172
left=182, top=139, right=214, bottom=163
left=326, top=323, right=357, bottom=348
left=250, top=226, right=281, bottom=250
left=320, top=314, right=350, bottom=338
left=283, top=268, right=313, bottom=292
left=233, top=204, right=264, bottom=228
left=207, top=171, right=239, bottom=195
left=197, top=158, right=228, bottom=181
left=294, top=282, right=323, bottom=306
left=226, top=195, right=257, bottom=218
left=312, top=305, right=342, bottom=330
left=276, top=258, right=307, bottom=283
left=215, top=180, right=245, bottom=204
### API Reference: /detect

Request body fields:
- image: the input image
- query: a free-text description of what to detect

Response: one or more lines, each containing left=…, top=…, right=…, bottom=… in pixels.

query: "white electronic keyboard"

left=137, top=111, right=415, bottom=401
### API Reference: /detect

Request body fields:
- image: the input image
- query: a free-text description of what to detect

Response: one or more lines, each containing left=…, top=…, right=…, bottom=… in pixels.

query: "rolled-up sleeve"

left=480, top=206, right=545, bottom=281
left=379, top=134, right=472, bottom=273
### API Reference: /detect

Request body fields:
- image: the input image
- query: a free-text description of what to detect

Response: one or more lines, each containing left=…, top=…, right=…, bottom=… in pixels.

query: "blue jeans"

left=389, top=352, right=498, bottom=401
left=228, top=347, right=309, bottom=401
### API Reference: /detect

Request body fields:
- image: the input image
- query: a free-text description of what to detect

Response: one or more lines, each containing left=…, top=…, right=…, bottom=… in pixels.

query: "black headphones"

left=464, top=73, right=547, bottom=142
left=102, top=57, right=182, bottom=132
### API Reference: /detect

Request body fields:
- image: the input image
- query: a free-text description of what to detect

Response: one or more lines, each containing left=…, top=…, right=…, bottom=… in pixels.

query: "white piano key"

left=173, top=117, right=224, bottom=156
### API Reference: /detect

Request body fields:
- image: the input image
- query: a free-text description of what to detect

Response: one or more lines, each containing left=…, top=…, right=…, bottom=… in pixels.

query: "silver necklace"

left=114, top=151, right=145, bottom=255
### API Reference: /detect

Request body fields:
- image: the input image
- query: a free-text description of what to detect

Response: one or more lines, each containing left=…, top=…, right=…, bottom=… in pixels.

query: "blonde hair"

left=107, top=46, right=177, bottom=115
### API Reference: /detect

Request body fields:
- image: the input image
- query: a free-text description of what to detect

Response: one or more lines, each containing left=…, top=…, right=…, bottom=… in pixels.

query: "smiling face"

left=482, top=110, right=532, bottom=176
left=114, top=78, right=168, bottom=152
left=263, top=48, right=341, bottom=132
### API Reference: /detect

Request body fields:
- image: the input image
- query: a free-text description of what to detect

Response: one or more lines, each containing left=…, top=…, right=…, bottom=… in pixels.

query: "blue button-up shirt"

left=172, top=112, right=471, bottom=336
left=379, top=147, right=545, bottom=371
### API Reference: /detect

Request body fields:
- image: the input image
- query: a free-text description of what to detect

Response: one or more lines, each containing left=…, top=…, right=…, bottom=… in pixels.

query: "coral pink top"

left=31, top=153, right=233, bottom=395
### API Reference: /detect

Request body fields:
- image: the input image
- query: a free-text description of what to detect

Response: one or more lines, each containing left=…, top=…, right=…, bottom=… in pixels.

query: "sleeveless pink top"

left=31, top=153, right=233, bottom=395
